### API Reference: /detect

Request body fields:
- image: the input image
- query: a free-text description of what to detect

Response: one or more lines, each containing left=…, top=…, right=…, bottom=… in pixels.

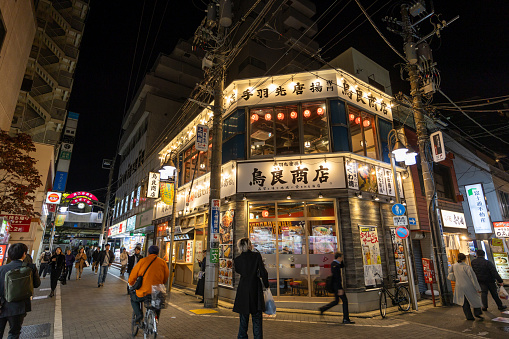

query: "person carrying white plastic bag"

left=263, top=287, right=276, bottom=315
left=233, top=238, right=269, bottom=339
left=499, top=285, right=509, bottom=300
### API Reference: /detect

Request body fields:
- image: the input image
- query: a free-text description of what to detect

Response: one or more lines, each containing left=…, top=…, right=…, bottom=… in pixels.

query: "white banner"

left=465, top=183, right=493, bottom=234
left=155, top=201, right=173, bottom=220
left=441, top=210, right=467, bottom=229
left=345, top=159, right=358, bottom=189
left=237, top=157, right=345, bottom=193
left=376, top=166, right=387, bottom=195
left=147, top=172, right=160, bottom=199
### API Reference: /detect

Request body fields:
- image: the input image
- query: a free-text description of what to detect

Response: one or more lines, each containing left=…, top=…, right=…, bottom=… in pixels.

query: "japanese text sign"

left=494, top=222, right=509, bottom=238
left=0, top=215, right=31, bottom=232
left=211, top=199, right=220, bottom=236
left=441, top=210, right=467, bottom=229
left=359, top=225, right=382, bottom=286
left=147, top=172, right=160, bottom=199
left=430, top=131, right=446, bottom=163
left=195, top=124, right=209, bottom=152
left=237, top=157, right=345, bottom=193
left=465, top=184, right=493, bottom=234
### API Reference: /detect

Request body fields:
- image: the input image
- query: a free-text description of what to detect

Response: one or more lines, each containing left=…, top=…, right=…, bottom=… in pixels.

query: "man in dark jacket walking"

left=126, top=246, right=143, bottom=294
left=91, top=247, right=100, bottom=274
left=97, top=244, right=115, bottom=288
left=319, top=252, right=354, bottom=324
left=0, top=243, right=41, bottom=338
left=471, top=249, right=507, bottom=311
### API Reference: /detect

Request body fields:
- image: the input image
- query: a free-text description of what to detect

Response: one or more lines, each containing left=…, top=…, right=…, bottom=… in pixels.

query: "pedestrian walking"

left=0, top=243, right=41, bottom=339
left=91, top=247, right=100, bottom=274
left=471, top=249, right=507, bottom=311
left=64, top=249, right=75, bottom=281
left=75, top=248, right=87, bottom=280
left=195, top=250, right=206, bottom=303
left=38, top=247, right=51, bottom=279
left=97, top=244, right=114, bottom=287
left=120, top=248, right=128, bottom=276
left=319, top=252, right=355, bottom=324
left=448, top=253, right=484, bottom=320
left=126, top=246, right=143, bottom=294
left=87, top=246, right=94, bottom=265
left=48, top=247, right=65, bottom=298
left=233, top=238, right=269, bottom=339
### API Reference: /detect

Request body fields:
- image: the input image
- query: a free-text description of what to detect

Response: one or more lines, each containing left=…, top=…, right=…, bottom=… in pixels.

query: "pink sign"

left=0, top=215, right=31, bottom=232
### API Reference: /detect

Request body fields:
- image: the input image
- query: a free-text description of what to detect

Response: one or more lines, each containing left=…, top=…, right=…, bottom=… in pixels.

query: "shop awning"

left=173, top=227, right=194, bottom=241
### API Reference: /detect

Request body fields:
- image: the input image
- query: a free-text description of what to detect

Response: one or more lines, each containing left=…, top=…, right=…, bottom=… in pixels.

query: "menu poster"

left=421, top=258, right=436, bottom=284
left=493, top=253, right=509, bottom=280
left=359, top=225, right=383, bottom=286
left=358, top=164, right=378, bottom=193
left=219, top=209, right=234, bottom=288
left=390, top=228, right=408, bottom=282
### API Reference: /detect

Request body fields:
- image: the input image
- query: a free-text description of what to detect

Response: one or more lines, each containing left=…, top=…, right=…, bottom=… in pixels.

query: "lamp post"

left=388, top=129, right=418, bottom=311
left=159, top=152, right=178, bottom=295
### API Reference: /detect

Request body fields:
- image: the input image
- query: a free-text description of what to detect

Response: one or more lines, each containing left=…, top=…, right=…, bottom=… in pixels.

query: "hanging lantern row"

left=349, top=114, right=371, bottom=127
left=251, top=108, right=326, bottom=123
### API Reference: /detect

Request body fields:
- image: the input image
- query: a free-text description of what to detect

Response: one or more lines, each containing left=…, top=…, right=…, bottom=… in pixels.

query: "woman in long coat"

left=49, top=247, right=65, bottom=297
left=233, top=238, right=269, bottom=339
left=449, top=253, right=483, bottom=320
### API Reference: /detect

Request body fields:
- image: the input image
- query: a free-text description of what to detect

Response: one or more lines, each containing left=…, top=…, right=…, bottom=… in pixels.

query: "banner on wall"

left=219, top=209, right=234, bottom=288
left=390, top=228, right=408, bottom=282
left=465, top=183, right=493, bottom=234
left=160, top=182, right=174, bottom=205
left=55, top=214, right=66, bottom=227
left=345, top=160, right=402, bottom=197
left=359, top=225, right=383, bottom=286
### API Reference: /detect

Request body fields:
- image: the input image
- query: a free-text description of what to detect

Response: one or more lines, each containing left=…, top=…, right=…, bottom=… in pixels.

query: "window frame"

left=346, top=104, right=380, bottom=160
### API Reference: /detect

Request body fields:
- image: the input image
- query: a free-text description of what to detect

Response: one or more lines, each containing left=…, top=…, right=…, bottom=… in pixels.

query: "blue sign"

left=395, top=226, right=409, bottom=239
left=68, top=112, right=80, bottom=120
left=392, top=203, right=406, bottom=216
left=54, top=171, right=68, bottom=192
left=211, top=199, right=220, bottom=234
left=409, top=217, right=417, bottom=226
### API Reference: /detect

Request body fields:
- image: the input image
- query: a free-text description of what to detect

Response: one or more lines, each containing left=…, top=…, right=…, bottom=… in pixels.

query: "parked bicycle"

left=375, top=272, right=411, bottom=318
left=131, top=297, right=158, bottom=338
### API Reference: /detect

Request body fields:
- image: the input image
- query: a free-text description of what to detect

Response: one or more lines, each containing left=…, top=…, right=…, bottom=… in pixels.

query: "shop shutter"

left=412, top=239, right=427, bottom=293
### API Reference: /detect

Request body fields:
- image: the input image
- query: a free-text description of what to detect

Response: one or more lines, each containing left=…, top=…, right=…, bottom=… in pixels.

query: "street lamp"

left=387, top=129, right=418, bottom=311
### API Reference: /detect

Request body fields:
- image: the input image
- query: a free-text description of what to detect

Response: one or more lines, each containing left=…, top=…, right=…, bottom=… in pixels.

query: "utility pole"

left=99, top=157, right=116, bottom=248
left=398, top=3, right=455, bottom=305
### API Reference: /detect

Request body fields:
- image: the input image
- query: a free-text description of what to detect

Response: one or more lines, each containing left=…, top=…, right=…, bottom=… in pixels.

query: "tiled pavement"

left=7, top=265, right=509, bottom=338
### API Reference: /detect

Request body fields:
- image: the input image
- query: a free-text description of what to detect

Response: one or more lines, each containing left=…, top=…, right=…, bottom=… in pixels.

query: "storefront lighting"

left=200, top=163, right=205, bottom=169
left=290, top=111, right=298, bottom=119
left=401, top=171, right=410, bottom=180
left=243, top=195, right=247, bottom=200
left=392, top=139, right=408, bottom=162
left=355, top=117, right=361, bottom=125
left=265, top=113, right=272, bottom=121
left=389, top=198, right=395, bottom=203
left=317, top=107, right=324, bottom=116
left=363, top=120, right=371, bottom=127
left=277, top=112, right=284, bottom=120
left=402, top=200, right=407, bottom=206
left=373, top=195, right=380, bottom=201
left=349, top=113, right=355, bottom=121
left=59, top=206, right=68, bottom=212
left=286, top=194, right=291, bottom=200
left=404, top=149, right=417, bottom=166
left=318, top=192, right=323, bottom=199
left=356, top=191, right=362, bottom=198
left=303, top=110, right=311, bottom=118
left=304, top=141, right=311, bottom=148
left=268, top=83, right=278, bottom=92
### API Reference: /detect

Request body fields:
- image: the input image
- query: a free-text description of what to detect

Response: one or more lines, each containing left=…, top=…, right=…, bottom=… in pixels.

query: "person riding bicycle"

left=128, top=245, right=169, bottom=324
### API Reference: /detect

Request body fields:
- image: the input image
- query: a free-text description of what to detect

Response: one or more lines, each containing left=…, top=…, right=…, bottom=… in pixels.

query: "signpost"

left=392, top=203, right=406, bottom=216
left=393, top=216, right=408, bottom=227
left=210, top=248, right=219, bottom=264
left=409, top=217, right=417, bottom=226
left=395, top=226, right=410, bottom=239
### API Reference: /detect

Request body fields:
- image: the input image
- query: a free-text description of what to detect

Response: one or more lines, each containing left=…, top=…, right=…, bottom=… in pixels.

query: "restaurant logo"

left=45, top=192, right=62, bottom=204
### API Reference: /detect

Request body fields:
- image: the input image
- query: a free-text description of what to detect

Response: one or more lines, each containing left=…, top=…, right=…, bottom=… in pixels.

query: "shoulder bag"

left=130, top=256, right=157, bottom=291
left=447, top=264, right=455, bottom=281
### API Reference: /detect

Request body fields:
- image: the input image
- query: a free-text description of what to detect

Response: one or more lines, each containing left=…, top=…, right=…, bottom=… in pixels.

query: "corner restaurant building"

left=159, top=69, right=420, bottom=312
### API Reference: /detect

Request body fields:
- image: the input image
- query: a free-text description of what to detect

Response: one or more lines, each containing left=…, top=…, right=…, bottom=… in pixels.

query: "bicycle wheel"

left=131, top=311, right=139, bottom=337
left=396, top=286, right=411, bottom=312
left=144, top=309, right=157, bottom=339
left=379, top=290, right=387, bottom=318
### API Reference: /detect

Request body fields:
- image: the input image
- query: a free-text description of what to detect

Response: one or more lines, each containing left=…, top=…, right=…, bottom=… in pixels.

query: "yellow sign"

left=159, top=182, right=174, bottom=205
left=55, top=214, right=66, bottom=226
left=492, top=238, right=504, bottom=247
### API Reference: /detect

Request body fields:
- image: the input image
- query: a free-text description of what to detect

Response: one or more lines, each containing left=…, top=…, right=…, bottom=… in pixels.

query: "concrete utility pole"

left=99, top=157, right=116, bottom=248
left=400, top=4, right=451, bottom=305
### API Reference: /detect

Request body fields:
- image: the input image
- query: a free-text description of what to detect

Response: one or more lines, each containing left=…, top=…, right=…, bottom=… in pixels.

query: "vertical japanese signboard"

left=465, top=183, right=493, bottom=234
left=390, top=228, right=408, bottom=282
left=359, top=225, right=382, bottom=286
left=430, top=131, right=446, bottom=163
left=211, top=199, right=220, bottom=235
left=195, top=124, right=209, bottom=152
left=219, top=209, right=234, bottom=288
left=345, top=159, right=359, bottom=189
left=147, top=172, right=160, bottom=199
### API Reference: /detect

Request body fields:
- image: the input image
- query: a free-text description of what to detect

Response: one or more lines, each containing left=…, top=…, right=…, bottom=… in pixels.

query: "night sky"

left=66, top=0, right=509, bottom=201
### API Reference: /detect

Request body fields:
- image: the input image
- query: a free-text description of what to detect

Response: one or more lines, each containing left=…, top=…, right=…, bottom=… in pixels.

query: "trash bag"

left=151, top=284, right=167, bottom=309
left=263, top=289, right=276, bottom=315
left=499, top=286, right=509, bottom=300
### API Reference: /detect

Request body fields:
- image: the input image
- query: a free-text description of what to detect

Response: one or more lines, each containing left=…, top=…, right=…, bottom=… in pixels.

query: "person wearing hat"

left=129, top=246, right=169, bottom=324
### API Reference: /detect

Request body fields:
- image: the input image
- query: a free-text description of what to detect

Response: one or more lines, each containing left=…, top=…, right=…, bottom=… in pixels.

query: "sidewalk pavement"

left=7, top=264, right=509, bottom=339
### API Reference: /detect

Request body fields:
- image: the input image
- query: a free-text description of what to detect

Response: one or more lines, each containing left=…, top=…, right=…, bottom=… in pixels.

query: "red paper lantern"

left=363, top=119, right=371, bottom=127
left=262, top=210, right=269, bottom=218
left=277, top=112, right=285, bottom=120
left=290, top=111, right=298, bottom=119
left=251, top=114, right=259, bottom=122
left=317, top=107, right=324, bottom=115
left=355, top=117, right=361, bottom=125
left=349, top=113, right=355, bottom=121
left=265, top=113, right=272, bottom=121
left=303, top=109, right=311, bottom=118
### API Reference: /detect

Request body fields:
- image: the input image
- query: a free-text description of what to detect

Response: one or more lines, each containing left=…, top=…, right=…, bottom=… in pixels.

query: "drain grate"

left=20, top=323, right=51, bottom=338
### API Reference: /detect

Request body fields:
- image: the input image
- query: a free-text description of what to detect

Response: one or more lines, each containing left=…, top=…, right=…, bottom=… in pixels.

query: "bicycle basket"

left=151, top=284, right=167, bottom=310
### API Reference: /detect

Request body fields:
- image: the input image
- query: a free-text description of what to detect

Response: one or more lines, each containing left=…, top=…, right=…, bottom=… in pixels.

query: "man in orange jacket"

left=129, top=246, right=169, bottom=323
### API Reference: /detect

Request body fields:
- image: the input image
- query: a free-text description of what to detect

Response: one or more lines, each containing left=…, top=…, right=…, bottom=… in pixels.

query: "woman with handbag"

left=49, top=247, right=65, bottom=297
left=195, top=250, right=207, bottom=303
left=448, top=253, right=484, bottom=320
left=233, top=238, right=269, bottom=339
left=75, top=248, right=87, bottom=280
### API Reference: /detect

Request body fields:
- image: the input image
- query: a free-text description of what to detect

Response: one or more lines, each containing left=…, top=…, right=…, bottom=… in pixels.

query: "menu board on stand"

left=390, top=228, right=408, bottom=282
left=359, top=225, right=383, bottom=286
left=219, top=210, right=234, bottom=288
left=493, top=253, right=509, bottom=280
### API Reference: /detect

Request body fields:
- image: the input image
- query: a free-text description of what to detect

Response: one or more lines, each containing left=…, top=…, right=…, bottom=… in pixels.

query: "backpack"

left=4, top=263, right=33, bottom=302
left=43, top=251, right=51, bottom=262
left=325, top=275, right=335, bottom=294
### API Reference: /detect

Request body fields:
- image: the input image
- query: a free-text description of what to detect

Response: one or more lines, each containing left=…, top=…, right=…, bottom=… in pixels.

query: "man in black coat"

left=97, top=244, right=115, bottom=288
left=319, top=252, right=354, bottom=324
left=91, top=247, right=100, bottom=274
left=0, top=243, right=41, bottom=338
left=126, top=246, right=143, bottom=294
left=471, top=249, right=507, bottom=311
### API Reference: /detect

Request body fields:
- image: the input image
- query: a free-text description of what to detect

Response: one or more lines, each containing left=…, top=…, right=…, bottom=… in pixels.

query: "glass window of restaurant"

left=348, top=105, right=378, bottom=159
left=180, top=137, right=212, bottom=185
left=249, top=101, right=329, bottom=158
left=249, top=200, right=337, bottom=298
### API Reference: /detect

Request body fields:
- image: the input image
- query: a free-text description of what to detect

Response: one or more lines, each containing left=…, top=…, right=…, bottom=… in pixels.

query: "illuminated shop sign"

left=465, top=183, right=492, bottom=234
